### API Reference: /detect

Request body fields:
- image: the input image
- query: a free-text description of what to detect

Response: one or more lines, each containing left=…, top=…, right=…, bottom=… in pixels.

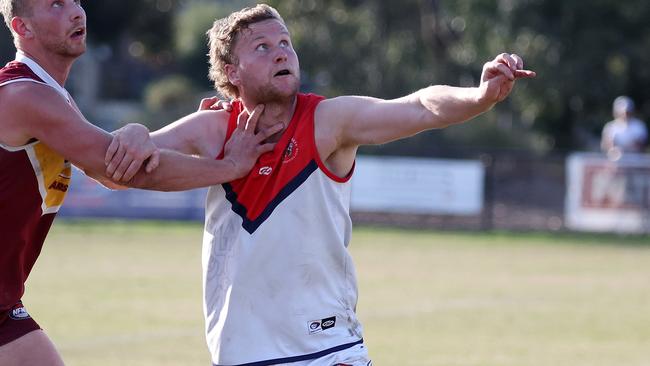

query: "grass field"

left=23, top=220, right=650, bottom=366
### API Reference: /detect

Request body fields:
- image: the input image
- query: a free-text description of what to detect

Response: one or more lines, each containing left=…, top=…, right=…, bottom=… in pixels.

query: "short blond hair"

left=0, top=0, right=33, bottom=32
left=206, top=4, right=285, bottom=99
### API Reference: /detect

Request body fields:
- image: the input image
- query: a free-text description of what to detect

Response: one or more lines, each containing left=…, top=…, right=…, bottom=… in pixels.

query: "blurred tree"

left=264, top=0, right=650, bottom=153
left=81, top=0, right=200, bottom=101
left=173, top=0, right=254, bottom=89
left=265, top=0, right=536, bottom=155
left=443, top=0, right=650, bottom=151
left=144, top=74, right=199, bottom=130
left=84, top=0, right=177, bottom=57
left=2, top=0, right=650, bottom=154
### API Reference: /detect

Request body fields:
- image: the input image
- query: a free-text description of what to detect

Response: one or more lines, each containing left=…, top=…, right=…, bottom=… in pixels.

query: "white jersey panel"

left=202, top=168, right=361, bottom=365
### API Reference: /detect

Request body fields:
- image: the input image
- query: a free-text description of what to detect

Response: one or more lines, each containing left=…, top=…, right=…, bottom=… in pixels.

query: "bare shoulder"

left=0, top=82, right=113, bottom=172
left=1, top=80, right=66, bottom=100
left=1, top=81, right=74, bottom=118
left=315, top=96, right=354, bottom=118
left=0, top=82, right=77, bottom=145
left=315, top=95, right=382, bottom=123
left=0, top=81, right=51, bottom=111
left=312, top=97, right=354, bottom=161
left=313, top=97, right=362, bottom=176
left=314, top=97, right=350, bottom=131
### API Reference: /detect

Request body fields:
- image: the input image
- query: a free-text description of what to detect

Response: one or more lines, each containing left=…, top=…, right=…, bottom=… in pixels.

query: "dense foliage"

left=1, top=0, right=648, bottom=153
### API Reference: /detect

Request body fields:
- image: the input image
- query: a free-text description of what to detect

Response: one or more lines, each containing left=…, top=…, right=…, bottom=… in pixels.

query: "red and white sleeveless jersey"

left=202, top=94, right=364, bottom=365
left=0, top=53, right=72, bottom=312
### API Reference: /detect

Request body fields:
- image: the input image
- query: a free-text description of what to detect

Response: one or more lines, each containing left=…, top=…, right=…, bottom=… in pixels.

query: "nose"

left=70, top=1, right=86, bottom=23
left=273, top=48, right=288, bottom=64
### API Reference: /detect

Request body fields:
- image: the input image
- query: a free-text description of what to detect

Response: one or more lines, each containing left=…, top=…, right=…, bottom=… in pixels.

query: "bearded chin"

left=256, top=84, right=299, bottom=104
left=50, top=42, right=85, bottom=59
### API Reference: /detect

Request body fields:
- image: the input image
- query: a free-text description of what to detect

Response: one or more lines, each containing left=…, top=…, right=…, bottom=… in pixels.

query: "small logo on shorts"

left=9, top=305, right=31, bottom=320
left=308, top=316, right=336, bottom=334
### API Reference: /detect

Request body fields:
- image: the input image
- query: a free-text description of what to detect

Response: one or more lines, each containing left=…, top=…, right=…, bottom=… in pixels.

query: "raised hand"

left=198, top=96, right=233, bottom=112
left=105, top=123, right=160, bottom=182
left=479, top=53, right=536, bottom=104
left=223, top=104, right=284, bottom=178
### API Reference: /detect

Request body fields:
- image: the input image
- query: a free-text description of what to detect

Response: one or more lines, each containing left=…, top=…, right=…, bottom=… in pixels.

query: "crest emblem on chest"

left=283, top=138, right=299, bottom=163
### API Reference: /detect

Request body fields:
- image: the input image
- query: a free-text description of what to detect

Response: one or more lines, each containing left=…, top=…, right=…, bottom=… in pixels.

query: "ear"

left=225, top=64, right=241, bottom=87
left=11, top=17, right=33, bottom=39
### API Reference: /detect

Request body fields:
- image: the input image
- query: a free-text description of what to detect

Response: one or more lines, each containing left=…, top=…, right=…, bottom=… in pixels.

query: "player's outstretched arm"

left=318, top=53, right=536, bottom=148
left=0, top=81, right=164, bottom=185
left=0, top=83, right=278, bottom=191
left=0, top=82, right=124, bottom=171
left=107, top=104, right=283, bottom=190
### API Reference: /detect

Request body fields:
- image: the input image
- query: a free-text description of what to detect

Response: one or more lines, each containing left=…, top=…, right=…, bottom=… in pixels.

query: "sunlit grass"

left=22, top=220, right=650, bottom=366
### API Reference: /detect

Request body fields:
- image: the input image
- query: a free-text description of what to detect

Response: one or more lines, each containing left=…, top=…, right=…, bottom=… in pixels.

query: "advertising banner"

left=566, top=153, right=650, bottom=233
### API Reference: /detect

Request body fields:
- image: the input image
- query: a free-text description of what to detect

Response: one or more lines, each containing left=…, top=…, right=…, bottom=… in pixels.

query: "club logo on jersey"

left=308, top=316, right=336, bottom=334
left=9, top=304, right=31, bottom=320
left=282, top=138, right=299, bottom=163
left=258, top=166, right=273, bottom=176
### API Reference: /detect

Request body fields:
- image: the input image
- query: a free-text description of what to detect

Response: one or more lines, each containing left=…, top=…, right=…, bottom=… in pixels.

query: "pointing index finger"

left=514, top=69, right=536, bottom=79
left=245, top=104, right=265, bottom=133
left=236, top=110, right=249, bottom=131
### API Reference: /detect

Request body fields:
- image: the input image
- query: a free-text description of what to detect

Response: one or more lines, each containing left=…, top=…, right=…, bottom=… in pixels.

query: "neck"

left=17, top=47, right=75, bottom=86
left=241, top=95, right=298, bottom=141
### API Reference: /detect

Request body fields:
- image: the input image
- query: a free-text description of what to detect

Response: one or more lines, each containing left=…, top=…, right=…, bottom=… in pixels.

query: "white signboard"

left=565, top=152, right=650, bottom=233
left=351, top=156, right=484, bottom=215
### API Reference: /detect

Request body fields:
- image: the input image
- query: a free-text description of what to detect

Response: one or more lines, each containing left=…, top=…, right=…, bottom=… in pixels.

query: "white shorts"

left=300, top=344, right=372, bottom=366
left=211, top=343, right=372, bottom=366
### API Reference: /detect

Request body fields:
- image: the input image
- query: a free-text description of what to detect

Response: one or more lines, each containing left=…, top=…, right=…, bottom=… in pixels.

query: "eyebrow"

left=251, top=31, right=290, bottom=42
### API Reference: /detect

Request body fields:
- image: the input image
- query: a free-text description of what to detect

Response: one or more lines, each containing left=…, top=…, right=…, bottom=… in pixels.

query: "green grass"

left=23, top=220, right=650, bottom=366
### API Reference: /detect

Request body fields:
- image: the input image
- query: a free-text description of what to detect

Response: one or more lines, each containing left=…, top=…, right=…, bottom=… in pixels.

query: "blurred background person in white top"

left=601, top=96, right=648, bottom=158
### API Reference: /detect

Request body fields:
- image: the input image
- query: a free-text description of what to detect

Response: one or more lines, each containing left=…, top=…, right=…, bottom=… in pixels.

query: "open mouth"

left=70, top=27, right=86, bottom=38
left=274, top=69, right=291, bottom=77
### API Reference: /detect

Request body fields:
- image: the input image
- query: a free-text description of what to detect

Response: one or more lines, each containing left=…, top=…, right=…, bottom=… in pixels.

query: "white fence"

left=351, top=156, right=484, bottom=215
left=60, top=156, right=485, bottom=220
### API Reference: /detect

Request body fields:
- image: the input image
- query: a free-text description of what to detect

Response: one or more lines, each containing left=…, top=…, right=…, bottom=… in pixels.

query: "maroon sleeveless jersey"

left=0, top=62, right=72, bottom=314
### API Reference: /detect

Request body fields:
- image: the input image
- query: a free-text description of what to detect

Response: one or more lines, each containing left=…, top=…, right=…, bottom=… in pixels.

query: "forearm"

left=414, top=85, right=493, bottom=129
left=332, top=87, right=495, bottom=147
left=337, top=53, right=533, bottom=147
left=350, top=86, right=493, bottom=146
left=125, top=149, right=240, bottom=191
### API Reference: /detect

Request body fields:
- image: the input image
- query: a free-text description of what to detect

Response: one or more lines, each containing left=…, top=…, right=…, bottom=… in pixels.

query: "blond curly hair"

left=206, top=4, right=285, bottom=99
